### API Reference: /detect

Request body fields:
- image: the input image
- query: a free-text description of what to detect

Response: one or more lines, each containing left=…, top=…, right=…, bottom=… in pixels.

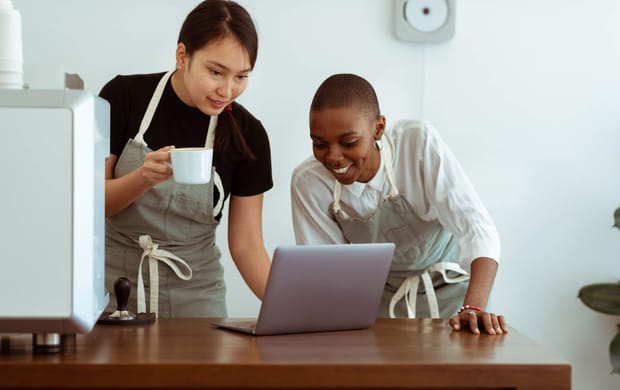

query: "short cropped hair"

left=310, top=74, right=380, bottom=119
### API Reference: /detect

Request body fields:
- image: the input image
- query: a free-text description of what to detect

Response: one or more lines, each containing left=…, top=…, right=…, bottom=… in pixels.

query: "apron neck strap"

left=204, top=115, right=218, bottom=149
left=379, top=139, right=400, bottom=197
left=134, top=70, right=218, bottom=149
left=135, top=70, right=174, bottom=146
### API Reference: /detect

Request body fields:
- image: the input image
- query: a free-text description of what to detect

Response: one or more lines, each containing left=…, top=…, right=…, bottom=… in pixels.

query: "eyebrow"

left=310, top=131, right=360, bottom=141
left=206, top=60, right=252, bottom=74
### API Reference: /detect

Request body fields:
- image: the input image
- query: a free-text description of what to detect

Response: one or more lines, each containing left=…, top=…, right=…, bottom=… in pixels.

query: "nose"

left=216, top=77, right=234, bottom=99
left=325, top=145, right=343, bottom=166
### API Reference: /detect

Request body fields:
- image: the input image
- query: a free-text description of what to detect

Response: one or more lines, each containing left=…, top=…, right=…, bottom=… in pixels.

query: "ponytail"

left=214, top=106, right=256, bottom=161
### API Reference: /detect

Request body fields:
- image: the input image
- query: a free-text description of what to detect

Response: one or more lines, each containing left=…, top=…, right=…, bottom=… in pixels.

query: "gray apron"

left=331, top=140, right=469, bottom=319
left=105, top=70, right=227, bottom=318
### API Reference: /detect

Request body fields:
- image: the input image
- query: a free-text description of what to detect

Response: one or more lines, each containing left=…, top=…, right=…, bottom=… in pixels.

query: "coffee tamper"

left=98, top=277, right=156, bottom=325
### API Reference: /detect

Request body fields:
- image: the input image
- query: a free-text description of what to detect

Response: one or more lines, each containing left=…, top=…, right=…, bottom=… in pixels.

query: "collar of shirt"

left=340, top=145, right=387, bottom=198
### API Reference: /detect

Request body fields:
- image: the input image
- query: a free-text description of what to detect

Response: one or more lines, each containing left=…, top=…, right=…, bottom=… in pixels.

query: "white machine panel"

left=0, top=89, right=109, bottom=334
left=1, top=107, right=72, bottom=316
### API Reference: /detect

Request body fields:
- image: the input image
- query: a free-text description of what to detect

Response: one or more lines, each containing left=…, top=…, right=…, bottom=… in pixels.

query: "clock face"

left=394, top=0, right=455, bottom=43
left=405, top=0, right=449, bottom=33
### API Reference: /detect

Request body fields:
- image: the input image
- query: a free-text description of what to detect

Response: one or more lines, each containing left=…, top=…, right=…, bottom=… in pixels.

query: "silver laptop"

left=211, top=243, right=395, bottom=336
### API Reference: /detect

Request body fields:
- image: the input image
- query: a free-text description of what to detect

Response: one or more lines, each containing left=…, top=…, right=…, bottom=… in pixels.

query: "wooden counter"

left=0, top=318, right=570, bottom=389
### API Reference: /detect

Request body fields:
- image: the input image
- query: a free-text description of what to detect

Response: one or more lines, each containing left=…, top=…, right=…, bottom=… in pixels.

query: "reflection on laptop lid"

left=211, top=243, right=395, bottom=336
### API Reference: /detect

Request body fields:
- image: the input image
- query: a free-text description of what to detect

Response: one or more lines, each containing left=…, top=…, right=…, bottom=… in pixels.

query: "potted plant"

left=577, top=207, right=620, bottom=374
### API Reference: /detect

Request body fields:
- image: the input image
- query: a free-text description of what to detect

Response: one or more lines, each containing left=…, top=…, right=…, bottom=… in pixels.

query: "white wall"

left=11, top=0, right=620, bottom=389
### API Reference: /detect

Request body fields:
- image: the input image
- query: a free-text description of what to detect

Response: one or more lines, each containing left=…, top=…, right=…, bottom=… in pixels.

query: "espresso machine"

left=0, top=84, right=110, bottom=353
left=0, top=81, right=110, bottom=353
left=0, top=0, right=110, bottom=353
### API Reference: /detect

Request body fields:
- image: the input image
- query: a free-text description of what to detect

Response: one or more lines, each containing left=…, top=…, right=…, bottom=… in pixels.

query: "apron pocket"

left=384, top=224, right=425, bottom=264
left=167, top=192, right=212, bottom=239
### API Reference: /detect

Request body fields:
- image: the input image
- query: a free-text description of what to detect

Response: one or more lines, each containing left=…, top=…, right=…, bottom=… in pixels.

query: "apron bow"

left=389, top=262, right=469, bottom=319
left=137, top=234, right=193, bottom=316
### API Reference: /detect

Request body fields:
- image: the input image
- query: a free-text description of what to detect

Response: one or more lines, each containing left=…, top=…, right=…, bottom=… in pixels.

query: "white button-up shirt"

left=290, top=119, right=500, bottom=272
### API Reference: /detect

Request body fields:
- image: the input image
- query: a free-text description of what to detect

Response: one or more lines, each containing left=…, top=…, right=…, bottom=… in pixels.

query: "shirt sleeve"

left=290, top=158, right=348, bottom=245
left=99, top=76, right=130, bottom=156
left=409, top=121, right=501, bottom=271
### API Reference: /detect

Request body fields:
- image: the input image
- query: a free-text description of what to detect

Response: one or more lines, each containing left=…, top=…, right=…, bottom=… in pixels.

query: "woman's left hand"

left=449, top=309, right=508, bottom=335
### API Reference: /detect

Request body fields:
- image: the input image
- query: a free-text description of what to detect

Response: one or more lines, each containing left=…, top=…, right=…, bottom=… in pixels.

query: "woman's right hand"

left=141, top=145, right=175, bottom=186
left=105, top=145, right=176, bottom=217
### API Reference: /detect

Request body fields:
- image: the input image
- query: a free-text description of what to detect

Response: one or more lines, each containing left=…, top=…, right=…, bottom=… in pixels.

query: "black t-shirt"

left=99, top=72, right=273, bottom=219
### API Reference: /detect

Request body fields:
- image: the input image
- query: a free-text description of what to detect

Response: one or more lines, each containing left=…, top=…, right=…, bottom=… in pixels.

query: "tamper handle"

left=114, top=277, right=131, bottom=311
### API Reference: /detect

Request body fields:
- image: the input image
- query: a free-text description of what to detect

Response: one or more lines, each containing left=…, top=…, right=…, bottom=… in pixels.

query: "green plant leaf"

left=610, top=324, right=620, bottom=374
left=613, top=207, right=620, bottom=230
left=578, top=283, right=620, bottom=315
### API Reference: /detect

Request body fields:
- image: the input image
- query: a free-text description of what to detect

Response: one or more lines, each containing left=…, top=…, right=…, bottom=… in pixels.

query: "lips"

left=209, top=98, right=229, bottom=110
left=332, top=166, right=350, bottom=175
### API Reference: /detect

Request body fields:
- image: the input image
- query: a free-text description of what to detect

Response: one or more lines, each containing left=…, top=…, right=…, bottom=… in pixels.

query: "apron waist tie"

left=388, top=262, right=469, bottom=319
left=137, top=234, right=193, bottom=317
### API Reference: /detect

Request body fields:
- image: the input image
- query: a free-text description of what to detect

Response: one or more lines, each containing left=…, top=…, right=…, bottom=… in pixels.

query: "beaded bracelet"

left=458, top=304, right=482, bottom=314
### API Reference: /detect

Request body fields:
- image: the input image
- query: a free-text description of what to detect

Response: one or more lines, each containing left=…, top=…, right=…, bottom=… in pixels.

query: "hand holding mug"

left=141, top=145, right=175, bottom=185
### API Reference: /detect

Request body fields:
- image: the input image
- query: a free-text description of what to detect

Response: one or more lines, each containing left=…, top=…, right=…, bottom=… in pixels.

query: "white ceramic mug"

left=169, top=147, right=213, bottom=185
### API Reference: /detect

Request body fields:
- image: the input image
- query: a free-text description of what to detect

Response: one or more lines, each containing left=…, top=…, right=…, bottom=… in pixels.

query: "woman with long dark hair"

left=101, top=0, right=272, bottom=317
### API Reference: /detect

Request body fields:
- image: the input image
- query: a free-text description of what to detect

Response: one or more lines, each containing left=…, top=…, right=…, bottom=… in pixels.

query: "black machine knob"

left=114, top=277, right=131, bottom=312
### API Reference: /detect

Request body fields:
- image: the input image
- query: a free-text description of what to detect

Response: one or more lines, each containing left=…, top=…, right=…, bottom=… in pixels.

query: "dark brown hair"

left=178, top=0, right=257, bottom=160
left=310, top=73, right=380, bottom=121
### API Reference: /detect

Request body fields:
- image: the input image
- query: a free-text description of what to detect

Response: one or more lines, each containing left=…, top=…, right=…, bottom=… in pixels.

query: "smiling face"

left=172, top=35, right=251, bottom=115
left=310, top=106, right=385, bottom=185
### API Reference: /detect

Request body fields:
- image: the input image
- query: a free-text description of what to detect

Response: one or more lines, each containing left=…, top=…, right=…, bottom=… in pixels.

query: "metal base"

left=0, top=333, right=76, bottom=355
left=31, top=333, right=76, bottom=354
left=97, top=311, right=156, bottom=326
left=33, top=333, right=61, bottom=354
